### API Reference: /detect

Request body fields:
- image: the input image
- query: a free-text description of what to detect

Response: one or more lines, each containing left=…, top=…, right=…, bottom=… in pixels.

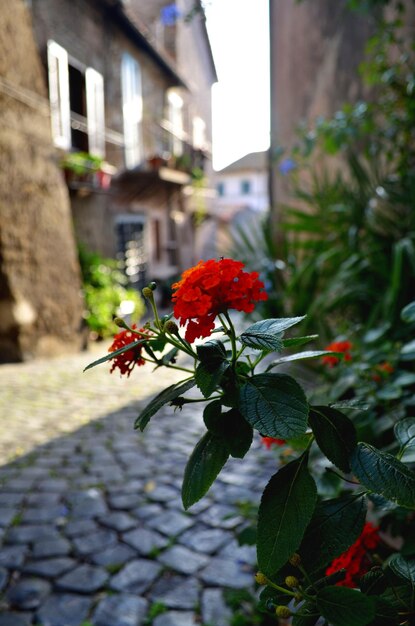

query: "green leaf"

left=182, top=432, right=229, bottom=509
left=309, top=406, right=357, bottom=472
left=400, top=339, right=415, bottom=361
left=203, top=405, right=253, bottom=459
left=369, top=598, right=399, bottom=626
left=203, top=400, right=222, bottom=431
left=257, top=454, right=317, bottom=578
left=401, top=301, right=415, bottom=323
left=135, top=378, right=196, bottom=431
left=389, top=554, right=415, bottom=587
left=195, top=339, right=230, bottom=398
left=195, top=361, right=228, bottom=398
left=395, top=418, right=415, bottom=455
left=292, top=604, right=320, bottom=626
left=330, top=399, right=370, bottom=411
left=316, top=586, right=375, bottom=626
left=350, top=443, right=415, bottom=509
left=266, top=350, right=337, bottom=370
left=299, top=494, right=366, bottom=573
left=282, top=334, right=318, bottom=348
left=148, top=335, right=167, bottom=352
left=239, top=373, right=309, bottom=439
left=240, top=316, right=305, bottom=351
left=84, top=339, right=145, bottom=372
left=380, top=585, right=413, bottom=611
left=222, top=409, right=253, bottom=458
left=196, top=339, right=227, bottom=363
left=359, top=570, right=388, bottom=596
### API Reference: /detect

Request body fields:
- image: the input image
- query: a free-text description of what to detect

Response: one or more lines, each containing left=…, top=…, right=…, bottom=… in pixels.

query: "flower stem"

left=264, top=578, right=298, bottom=599
left=224, top=312, right=237, bottom=365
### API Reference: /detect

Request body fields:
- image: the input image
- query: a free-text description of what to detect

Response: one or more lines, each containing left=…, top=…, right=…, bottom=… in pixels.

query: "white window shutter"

left=86, top=68, right=106, bottom=157
left=193, top=116, right=206, bottom=150
left=168, top=90, right=183, bottom=156
left=47, top=40, right=71, bottom=149
left=121, top=53, right=143, bottom=168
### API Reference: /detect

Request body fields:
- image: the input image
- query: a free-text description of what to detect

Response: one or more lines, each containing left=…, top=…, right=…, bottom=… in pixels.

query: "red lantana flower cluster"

left=325, top=522, right=380, bottom=588
left=171, top=258, right=268, bottom=343
left=108, top=325, right=150, bottom=377
left=322, top=341, right=353, bottom=368
left=372, top=361, right=394, bottom=383
left=261, top=436, right=286, bottom=449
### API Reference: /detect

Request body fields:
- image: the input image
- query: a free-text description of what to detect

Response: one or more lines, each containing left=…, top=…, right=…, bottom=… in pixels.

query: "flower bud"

left=149, top=281, right=157, bottom=291
left=288, top=553, right=302, bottom=568
left=113, top=317, right=129, bottom=329
left=255, top=571, right=268, bottom=585
left=142, top=287, right=154, bottom=299
left=285, top=576, right=299, bottom=589
left=275, top=606, right=291, bottom=618
left=164, top=320, right=179, bottom=335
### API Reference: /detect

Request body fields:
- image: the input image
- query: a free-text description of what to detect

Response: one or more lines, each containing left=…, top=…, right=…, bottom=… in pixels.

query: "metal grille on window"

left=116, top=220, right=147, bottom=290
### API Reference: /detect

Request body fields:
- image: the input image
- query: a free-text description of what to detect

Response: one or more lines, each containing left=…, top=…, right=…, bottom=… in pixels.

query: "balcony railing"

left=143, top=119, right=209, bottom=176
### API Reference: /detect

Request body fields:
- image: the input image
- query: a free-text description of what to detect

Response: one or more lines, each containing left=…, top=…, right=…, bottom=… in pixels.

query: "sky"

left=204, top=0, right=270, bottom=171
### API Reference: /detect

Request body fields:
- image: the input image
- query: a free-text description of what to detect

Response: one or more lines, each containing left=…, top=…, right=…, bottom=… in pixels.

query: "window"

left=121, top=53, right=143, bottom=168
left=216, top=182, right=225, bottom=197
left=47, top=40, right=105, bottom=156
left=241, top=179, right=251, bottom=195
left=167, top=90, right=183, bottom=156
left=115, top=215, right=147, bottom=289
left=192, top=116, right=206, bottom=150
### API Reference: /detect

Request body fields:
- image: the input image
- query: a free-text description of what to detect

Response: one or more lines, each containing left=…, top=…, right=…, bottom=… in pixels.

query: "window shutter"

left=121, top=53, right=143, bottom=168
left=47, top=40, right=71, bottom=149
left=193, top=116, right=206, bottom=150
left=86, top=68, right=106, bottom=157
left=168, top=90, right=183, bottom=156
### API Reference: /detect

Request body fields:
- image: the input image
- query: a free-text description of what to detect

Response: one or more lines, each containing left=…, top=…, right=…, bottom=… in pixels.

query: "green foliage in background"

left=78, top=245, right=145, bottom=338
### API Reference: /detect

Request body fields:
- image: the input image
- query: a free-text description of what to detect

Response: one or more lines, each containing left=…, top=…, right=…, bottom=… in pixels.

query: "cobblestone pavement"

left=0, top=347, right=276, bottom=626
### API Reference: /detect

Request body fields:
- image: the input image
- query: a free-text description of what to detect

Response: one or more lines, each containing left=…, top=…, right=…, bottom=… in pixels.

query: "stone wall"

left=0, top=0, right=84, bottom=362
left=268, top=0, right=374, bottom=221
left=269, top=0, right=415, bottom=217
left=270, top=0, right=374, bottom=153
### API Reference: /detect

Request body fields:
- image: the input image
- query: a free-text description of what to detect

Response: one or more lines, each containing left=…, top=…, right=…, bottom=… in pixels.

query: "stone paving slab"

left=0, top=348, right=277, bottom=624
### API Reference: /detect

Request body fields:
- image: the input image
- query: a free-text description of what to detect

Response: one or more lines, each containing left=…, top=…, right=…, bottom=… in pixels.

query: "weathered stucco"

left=270, top=0, right=374, bottom=151
left=0, top=0, right=84, bottom=362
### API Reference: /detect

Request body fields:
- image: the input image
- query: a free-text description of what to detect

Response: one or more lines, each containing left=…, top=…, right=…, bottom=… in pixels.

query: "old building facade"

left=30, top=0, right=216, bottom=289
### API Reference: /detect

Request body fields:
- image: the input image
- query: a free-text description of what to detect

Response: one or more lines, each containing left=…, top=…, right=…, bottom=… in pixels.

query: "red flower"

left=372, top=361, right=394, bottom=382
left=322, top=341, right=353, bottom=367
left=171, top=258, right=268, bottom=343
left=108, top=325, right=150, bottom=377
left=261, top=436, right=286, bottom=449
left=325, top=522, right=380, bottom=588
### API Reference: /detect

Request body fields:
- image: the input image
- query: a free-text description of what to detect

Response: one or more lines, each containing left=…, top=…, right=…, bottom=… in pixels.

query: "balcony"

left=143, top=119, right=209, bottom=178
left=60, top=151, right=116, bottom=196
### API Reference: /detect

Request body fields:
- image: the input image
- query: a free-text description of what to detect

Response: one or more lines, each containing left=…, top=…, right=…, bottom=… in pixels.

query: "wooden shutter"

left=121, top=53, right=143, bottom=168
left=86, top=68, right=105, bottom=157
left=47, top=40, right=71, bottom=149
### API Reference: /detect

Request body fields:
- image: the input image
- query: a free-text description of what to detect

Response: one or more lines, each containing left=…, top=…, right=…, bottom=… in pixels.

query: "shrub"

left=78, top=244, right=145, bottom=339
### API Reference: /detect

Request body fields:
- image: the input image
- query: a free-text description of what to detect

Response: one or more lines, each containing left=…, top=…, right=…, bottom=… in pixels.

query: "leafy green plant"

left=78, top=244, right=145, bottom=338
left=86, top=259, right=415, bottom=626
left=61, top=152, right=103, bottom=176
